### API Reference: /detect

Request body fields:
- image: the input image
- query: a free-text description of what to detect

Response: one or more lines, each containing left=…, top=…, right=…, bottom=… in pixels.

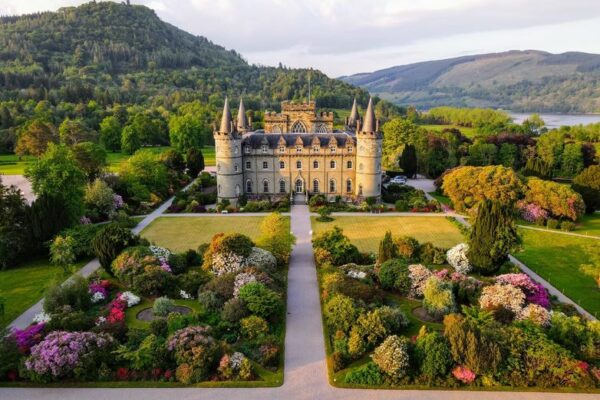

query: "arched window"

left=291, top=120, right=307, bottom=133
left=346, top=179, right=352, bottom=193
left=313, top=179, right=319, bottom=193
left=272, top=125, right=282, bottom=133
left=330, top=160, right=336, bottom=169
left=315, top=123, right=328, bottom=133
left=246, top=180, right=253, bottom=193
left=235, top=184, right=240, bottom=196
left=347, top=160, right=353, bottom=169
left=295, top=179, right=303, bottom=193
left=329, top=145, right=336, bottom=153
left=313, top=160, right=319, bottom=169
left=279, top=180, right=286, bottom=193
left=296, top=160, right=302, bottom=169
left=263, top=180, right=269, bottom=193
left=329, top=179, right=336, bottom=193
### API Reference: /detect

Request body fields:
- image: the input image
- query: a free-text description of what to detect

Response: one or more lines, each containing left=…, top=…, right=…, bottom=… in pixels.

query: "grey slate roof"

left=242, top=131, right=356, bottom=149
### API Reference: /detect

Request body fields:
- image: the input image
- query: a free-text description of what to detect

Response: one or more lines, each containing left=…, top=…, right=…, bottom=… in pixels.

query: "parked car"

left=390, top=175, right=407, bottom=185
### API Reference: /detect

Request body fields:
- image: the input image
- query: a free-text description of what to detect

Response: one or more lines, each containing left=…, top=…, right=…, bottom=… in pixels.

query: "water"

left=509, top=112, right=600, bottom=129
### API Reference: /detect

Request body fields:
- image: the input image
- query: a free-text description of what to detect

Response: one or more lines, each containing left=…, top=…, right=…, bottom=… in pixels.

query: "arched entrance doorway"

left=295, top=178, right=304, bottom=194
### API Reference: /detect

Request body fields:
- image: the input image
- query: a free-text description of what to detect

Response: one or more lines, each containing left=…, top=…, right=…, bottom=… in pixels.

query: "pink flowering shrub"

left=12, top=323, right=45, bottom=354
left=24, top=331, right=114, bottom=382
left=496, top=274, right=550, bottom=308
left=527, top=282, right=550, bottom=308
left=518, top=201, right=548, bottom=223
left=517, top=304, right=551, bottom=326
left=452, top=365, right=476, bottom=384
left=479, top=283, right=525, bottom=314
left=408, top=264, right=432, bottom=298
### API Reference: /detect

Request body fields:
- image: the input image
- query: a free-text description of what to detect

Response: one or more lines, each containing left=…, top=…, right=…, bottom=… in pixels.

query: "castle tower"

left=214, top=97, right=243, bottom=205
left=346, top=97, right=360, bottom=130
left=355, top=97, right=382, bottom=199
left=236, top=97, right=250, bottom=133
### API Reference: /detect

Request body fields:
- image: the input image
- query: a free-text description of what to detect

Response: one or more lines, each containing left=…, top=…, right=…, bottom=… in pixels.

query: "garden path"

left=3, top=202, right=598, bottom=399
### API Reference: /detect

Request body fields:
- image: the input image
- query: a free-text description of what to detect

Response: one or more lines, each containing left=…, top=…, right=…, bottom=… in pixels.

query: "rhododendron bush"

left=478, top=283, right=525, bottom=314
left=446, top=243, right=471, bottom=274
left=517, top=304, right=551, bottom=326
left=408, top=264, right=432, bottom=298
left=496, top=273, right=550, bottom=308
left=517, top=201, right=549, bottom=223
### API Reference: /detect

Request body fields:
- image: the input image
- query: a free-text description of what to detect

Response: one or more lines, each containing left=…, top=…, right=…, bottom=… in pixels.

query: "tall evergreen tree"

left=186, top=147, right=205, bottom=178
left=399, top=144, right=417, bottom=178
left=377, top=231, right=397, bottom=265
left=468, top=200, right=519, bottom=275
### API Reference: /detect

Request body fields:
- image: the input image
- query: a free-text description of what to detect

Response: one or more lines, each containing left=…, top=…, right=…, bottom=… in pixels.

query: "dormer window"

left=296, top=145, right=302, bottom=153
left=312, top=145, right=320, bottom=152
left=329, top=145, right=336, bottom=153
left=347, top=145, right=353, bottom=153
left=262, top=145, right=268, bottom=153
left=279, top=145, right=285, bottom=153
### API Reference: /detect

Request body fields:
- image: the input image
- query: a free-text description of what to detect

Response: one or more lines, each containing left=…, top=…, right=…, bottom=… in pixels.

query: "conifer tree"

left=468, top=200, right=519, bottom=274
left=399, top=144, right=417, bottom=178
left=377, top=231, right=397, bottom=265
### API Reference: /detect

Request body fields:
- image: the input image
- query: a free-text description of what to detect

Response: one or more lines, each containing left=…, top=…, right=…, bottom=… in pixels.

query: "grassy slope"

left=0, top=146, right=215, bottom=175
left=515, top=228, right=600, bottom=317
left=419, top=123, right=478, bottom=138
left=0, top=258, right=89, bottom=329
left=311, top=216, right=464, bottom=253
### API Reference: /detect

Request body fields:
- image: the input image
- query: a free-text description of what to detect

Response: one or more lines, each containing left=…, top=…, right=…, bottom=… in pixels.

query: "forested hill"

left=0, top=1, right=367, bottom=109
left=341, top=50, right=600, bottom=113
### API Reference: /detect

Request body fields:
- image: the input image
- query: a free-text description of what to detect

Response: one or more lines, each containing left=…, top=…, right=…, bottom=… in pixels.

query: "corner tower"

left=355, top=97, right=382, bottom=199
left=214, top=97, right=243, bottom=205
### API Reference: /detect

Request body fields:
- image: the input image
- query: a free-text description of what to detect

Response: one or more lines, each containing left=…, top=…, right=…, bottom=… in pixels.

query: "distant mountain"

left=0, top=1, right=367, bottom=109
left=341, top=50, right=600, bottom=113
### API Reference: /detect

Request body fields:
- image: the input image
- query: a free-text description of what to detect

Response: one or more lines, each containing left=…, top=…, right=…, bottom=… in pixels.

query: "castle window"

left=347, top=160, right=353, bottom=169
left=358, top=184, right=363, bottom=196
left=234, top=146, right=239, bottom=154
left=279, top=161, right=285, bottom=169
left=296, top=160, right=302, bottom=169
left=347, top=145, right=353, bottom=153
left=246, top=161, right=251, bottom=169
left=329, top=145, right=336, bottom=153
left=246, top=180, right=253, bottom=193
left=234, top=164, right=239, bottom=172
left=346, top=179, right=352, bottom=193
left=235, top=185, right=240, bottom=196
left=329, top=179, right=336, bottom=193
left=279, top=180, right=286, bottom=193
left=245, top=146, right=251, bottom=154
left=262, top=161, right=268, bottom=169
left=262, top=145, right=268, bottom=153
left=296, top=145, right=302, bottom=153
left=315, top=123, right=328, bottom=133
left=312, top=145, right=320, bottom=152
left=291, top=121, right=307, bottom=133
left=330, top=160, right=336, bottom=169
left=313, top=160, right=319, bottom=169
left=279, top=145, right=285, bottom=153
left=313, top=179, right=319, bottom=193
left=263, top=180, right=269, bottom=193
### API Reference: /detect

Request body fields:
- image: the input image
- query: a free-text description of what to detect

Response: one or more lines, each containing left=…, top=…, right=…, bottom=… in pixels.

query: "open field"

left=0, top=258, right=89, bottom=329
left=0, top=146, right=216, bottom=175
left=419, top=123, right=478, bottom=138
left=515, top=228, right=600, bottom=317
left=141, top=215, right=288, bottom=252
left=311, top=216, right=464, bottom=253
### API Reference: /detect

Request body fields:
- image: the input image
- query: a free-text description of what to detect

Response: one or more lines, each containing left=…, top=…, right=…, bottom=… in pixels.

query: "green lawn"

left=419, top=123, right=478, bottom=138
left=0, top=258, right=89, bottom=329
left=141, top=215, right=288, bottom=252
left=517, top=213, right=600, bottom=238
left=311, top=216, right=464, bottom=253
left=428, top=192, right=452, bottom=207
left=0, top=146, right=215, bottom=175
left=515, top=228, right=600, bottom=317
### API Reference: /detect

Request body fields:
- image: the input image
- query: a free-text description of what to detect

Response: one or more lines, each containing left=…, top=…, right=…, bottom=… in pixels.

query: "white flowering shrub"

left=212, top=252, right=246, bottom=275
left=347, top=270, right=367, bottom=280
left=246, top=247, right=277, bottom=271
left=446, top=243, right=471, bottom=274
left=479, top=283, right=525, bottom=314
left=372, top=335, right=410, bottom=379
left=95, top=316, right=107, bottom=326
left=149, top=245, right=171, bottom=264
left=230, top=352, right=247, bottom=370
left=517, top=304, right=551, bottom=326
left=119, top=291, right=141, bottom=308
left=90, top=291, right=106, bottom=303
left=233, top=273, right=257, bottom=297
left=180, top=289, right=192, bottom=299
left=32, top=312, right=52, bottom=324
left=408, top=264, right=432, bottom=298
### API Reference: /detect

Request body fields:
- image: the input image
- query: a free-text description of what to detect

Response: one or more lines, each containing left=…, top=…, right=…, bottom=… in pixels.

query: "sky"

left=1, top=0, right=600, bottom=77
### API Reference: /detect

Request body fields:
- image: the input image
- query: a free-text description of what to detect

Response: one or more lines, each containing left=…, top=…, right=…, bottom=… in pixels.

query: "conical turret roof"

left=237, top=97, right=248, bottom=130
left=219, top=97, right=232, bottom=133
left=361, top=97, right=376, bottom=132
left=348, top=97, right=359, bottom=125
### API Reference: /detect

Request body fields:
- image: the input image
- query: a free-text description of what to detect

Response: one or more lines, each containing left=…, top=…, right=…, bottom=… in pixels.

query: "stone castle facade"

left=214, top=97, right=382, bottom=205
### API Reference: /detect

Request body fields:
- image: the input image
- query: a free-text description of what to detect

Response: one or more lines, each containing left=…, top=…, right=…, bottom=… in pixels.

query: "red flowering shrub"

left=452, top=365, right=476, bottom=384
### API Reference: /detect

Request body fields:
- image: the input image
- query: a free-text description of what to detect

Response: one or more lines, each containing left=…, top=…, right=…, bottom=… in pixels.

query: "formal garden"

left=313, top=196, right=600, bottom=391
left=0, top=212, right=294, bottom=387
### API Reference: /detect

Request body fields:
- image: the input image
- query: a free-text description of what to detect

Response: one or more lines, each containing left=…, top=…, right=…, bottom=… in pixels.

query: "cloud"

left=1, top=0, right=599, bottom=76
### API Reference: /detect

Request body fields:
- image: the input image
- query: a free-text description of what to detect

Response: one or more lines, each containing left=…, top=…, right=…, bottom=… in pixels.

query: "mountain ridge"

left=340, top=50, right=600, bottom=113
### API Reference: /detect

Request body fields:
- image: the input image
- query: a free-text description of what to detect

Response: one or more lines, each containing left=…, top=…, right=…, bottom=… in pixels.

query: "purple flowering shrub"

left=518, top=201, right=548, bottom=223
left=495, top=273, right=550, bottom=308
left=12, top=323, right=45, bottom=354
left=24, top=331, right=115, bottom=382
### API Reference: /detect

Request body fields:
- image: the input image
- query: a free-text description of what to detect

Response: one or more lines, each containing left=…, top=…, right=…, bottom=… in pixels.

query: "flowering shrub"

left=233, top=272, right=257, bottom=297
left=180, top=290, right=192, bottom=299
left=113, top=194, right=124, bottom=209
left=32, top=312, right=52, bottom=324
left=24, top=331, right=114, bottom=381
left=518, top=201, right=549, bottom=223
left=517, top=304, right=551, bottom=326
left=119, top=291, right=140, bottom=307
left=371, top=335, right=410, bottom=379
left=446, top=243, right=471, bottom=274
left=479, top=283, right=525, bottom=314
left=422, top=276, right=456, bottom=318
left=211, top=252, right=246, bottom=275
left=150, top=245, right=171, bottom=264
left=347, top=269, right=367, bottom=279
left=12, top=323, right=45, bottom=353
left=496, top=274, right=550, bottom=308
left=111, top=247, right=162, bottom=282
left=218, top=352, right=253, bottom=381
left=408, top=264, right=432, bottom=298
left=91, top=292, right=106, bottom=303
left=160, top=262, right=172, bottom=273
left=167, top=326, right=221, bottom=383
left=527, top=282, right=550, bottom=309
left=79, top=216, right=92, bottom=225
left=452, top=365, right=476, bottom=384
left=246, top=247, right=277, bottom=271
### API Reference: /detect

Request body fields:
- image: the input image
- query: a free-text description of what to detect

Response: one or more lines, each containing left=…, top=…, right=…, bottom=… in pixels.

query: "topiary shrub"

left=91, top=223, right=137, bottom=275
left=377, top=259, right=410, bottom=294
left=372, top=335, right=410, bottom=380
left=153, top=297, right=174, bottom=316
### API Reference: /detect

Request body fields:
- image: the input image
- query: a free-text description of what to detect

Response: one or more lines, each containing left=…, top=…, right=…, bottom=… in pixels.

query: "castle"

left=213, top=97, right=382, bottom=205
